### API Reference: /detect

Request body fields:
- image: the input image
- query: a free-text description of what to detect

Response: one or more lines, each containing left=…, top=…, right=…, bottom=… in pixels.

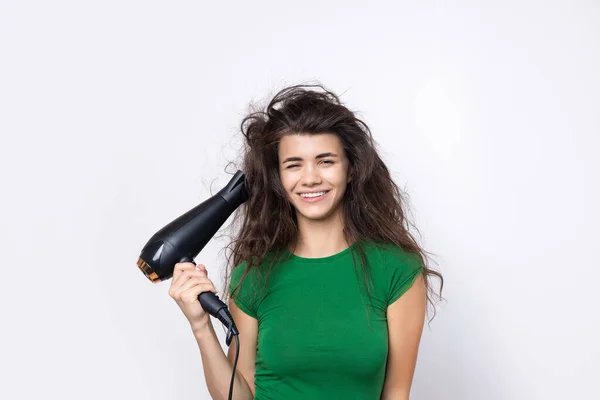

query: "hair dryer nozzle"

left=137, top=257, right=161, bottom=283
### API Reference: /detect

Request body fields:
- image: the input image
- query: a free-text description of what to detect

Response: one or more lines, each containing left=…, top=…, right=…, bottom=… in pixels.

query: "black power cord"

left=228, top=332, right=240, bottom=400
left=218, top=313, right=240, bottom=400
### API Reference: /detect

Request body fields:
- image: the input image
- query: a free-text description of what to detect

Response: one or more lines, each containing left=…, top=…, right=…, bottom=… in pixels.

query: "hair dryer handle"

left=179, top=256, right=239, bottom=343
left=179, top=255, right=225, bottom=313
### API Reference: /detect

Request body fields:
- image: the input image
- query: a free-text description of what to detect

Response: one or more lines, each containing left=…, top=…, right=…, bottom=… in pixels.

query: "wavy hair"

left=220, top=82, right=444, bottom=321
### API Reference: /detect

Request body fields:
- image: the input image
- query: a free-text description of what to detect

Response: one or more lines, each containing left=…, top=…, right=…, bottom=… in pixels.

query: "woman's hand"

left=168, top=262, right=219, bottom=331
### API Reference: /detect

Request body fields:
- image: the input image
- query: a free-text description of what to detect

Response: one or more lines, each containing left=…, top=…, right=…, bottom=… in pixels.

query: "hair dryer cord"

left=227, top=330, right=240, bottom=400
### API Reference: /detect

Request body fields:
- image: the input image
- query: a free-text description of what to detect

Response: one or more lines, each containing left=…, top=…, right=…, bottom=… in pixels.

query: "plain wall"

left=1, top=1, right=598, bottom=399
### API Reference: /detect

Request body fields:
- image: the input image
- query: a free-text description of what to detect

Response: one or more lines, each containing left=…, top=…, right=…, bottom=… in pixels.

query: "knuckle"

left=199, top=277, right=211, bottom=285
left=193, top=273, right=206, bottom=282
left=205, top=282, right=217, bottom=291
left=176, top=262, right=194, bottom=270
left=186, top=269, right=204, bottom=279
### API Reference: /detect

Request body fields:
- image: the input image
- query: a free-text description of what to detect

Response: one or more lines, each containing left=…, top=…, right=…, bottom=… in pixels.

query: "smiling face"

left=278, top=133, right=352, bottom=224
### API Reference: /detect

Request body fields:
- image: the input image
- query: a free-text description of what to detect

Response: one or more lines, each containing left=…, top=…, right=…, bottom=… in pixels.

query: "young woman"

left=169, top=83, right=444, bottom=400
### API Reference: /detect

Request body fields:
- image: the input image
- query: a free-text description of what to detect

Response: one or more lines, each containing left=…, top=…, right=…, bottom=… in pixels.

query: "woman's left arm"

left=380, top=273, right=427, bottom=400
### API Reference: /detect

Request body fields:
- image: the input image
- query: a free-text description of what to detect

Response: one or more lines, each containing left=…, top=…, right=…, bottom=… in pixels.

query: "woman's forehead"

left=278, top=133, right=343, bottom=157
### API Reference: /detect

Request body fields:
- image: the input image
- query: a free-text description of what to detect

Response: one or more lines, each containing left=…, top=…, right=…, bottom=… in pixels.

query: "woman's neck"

left=292, top=212, right=350, bottom=258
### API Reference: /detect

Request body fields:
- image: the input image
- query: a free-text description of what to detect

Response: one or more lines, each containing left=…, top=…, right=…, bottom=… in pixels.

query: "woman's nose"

left=300, top=165, right=321, bottom=184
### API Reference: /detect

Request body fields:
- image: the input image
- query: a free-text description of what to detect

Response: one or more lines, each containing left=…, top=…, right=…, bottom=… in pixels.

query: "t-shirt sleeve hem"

left=387, top=265, right=424, bottom=306
left=232, top=295, right=257, bottom=319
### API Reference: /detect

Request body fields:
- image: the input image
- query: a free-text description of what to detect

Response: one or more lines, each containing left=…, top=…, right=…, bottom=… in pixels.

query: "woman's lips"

left=298, top=190, right=330, bottom=203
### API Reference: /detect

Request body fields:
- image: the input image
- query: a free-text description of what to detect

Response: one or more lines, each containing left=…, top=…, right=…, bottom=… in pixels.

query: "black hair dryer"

left=136, top=170, right=248, bottom=345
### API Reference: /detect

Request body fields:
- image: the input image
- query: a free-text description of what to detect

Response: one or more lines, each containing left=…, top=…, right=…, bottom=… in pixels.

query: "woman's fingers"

left=172, top=262, right=195, bottom=286
left=178, top=273, right=216, bottom=294
left=168, top=263, right=215, bottom=328
left=180, top=282, right=219, bottom=304
left=170, top=271, right=216, bottom=299
left=172, top=263, right=207, bottom=288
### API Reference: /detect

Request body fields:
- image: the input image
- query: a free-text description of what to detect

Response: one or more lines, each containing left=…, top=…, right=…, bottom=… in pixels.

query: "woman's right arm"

left=169, top=262, right=257, bottom=400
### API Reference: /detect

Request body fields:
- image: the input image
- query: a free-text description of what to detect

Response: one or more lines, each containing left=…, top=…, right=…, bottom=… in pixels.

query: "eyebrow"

left=282, top=152, right=339, bottom=164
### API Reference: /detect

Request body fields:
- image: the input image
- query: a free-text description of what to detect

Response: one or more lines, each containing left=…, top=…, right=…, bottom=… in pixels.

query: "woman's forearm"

left=192, top=320, right=254, bottom=400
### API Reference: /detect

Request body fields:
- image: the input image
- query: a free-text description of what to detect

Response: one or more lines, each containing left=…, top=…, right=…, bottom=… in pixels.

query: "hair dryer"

left=136, top=170, right=248, bottom=346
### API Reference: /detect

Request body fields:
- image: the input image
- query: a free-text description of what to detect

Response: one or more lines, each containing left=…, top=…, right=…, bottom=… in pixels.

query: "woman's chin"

left=296, top=206, right=340, bottom=222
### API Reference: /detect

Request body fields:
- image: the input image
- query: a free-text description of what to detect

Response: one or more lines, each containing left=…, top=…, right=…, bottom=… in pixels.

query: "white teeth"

left=300, top=191, right=327, bottom=198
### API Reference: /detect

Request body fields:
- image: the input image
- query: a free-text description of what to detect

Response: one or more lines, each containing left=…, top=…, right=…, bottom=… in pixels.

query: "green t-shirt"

left=228, top=240, right=423, bottom=400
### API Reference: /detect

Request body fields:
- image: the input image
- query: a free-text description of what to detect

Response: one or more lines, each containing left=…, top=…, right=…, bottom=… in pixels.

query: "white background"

left=1, top=1, right=598, bottom=399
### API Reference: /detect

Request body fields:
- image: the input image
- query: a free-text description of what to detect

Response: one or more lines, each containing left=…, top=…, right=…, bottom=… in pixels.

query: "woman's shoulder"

left=360, top=240, right=423, bottom=272
left=230, top=250, right=282, bottom=284
left=360, top=240, right=424, bottom=305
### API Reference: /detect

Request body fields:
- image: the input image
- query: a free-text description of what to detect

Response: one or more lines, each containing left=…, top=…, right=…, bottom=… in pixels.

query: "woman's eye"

left=286, top=161, right=332, bottom=169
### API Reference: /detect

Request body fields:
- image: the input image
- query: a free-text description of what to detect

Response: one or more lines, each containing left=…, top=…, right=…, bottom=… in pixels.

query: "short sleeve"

left=228, top=262, right=259, bottom=319
left=387, top=250, right=424, bottom=306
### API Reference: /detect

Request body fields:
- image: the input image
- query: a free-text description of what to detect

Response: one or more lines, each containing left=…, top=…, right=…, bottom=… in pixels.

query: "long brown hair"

left=219, top=82, right=444, bottom=321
